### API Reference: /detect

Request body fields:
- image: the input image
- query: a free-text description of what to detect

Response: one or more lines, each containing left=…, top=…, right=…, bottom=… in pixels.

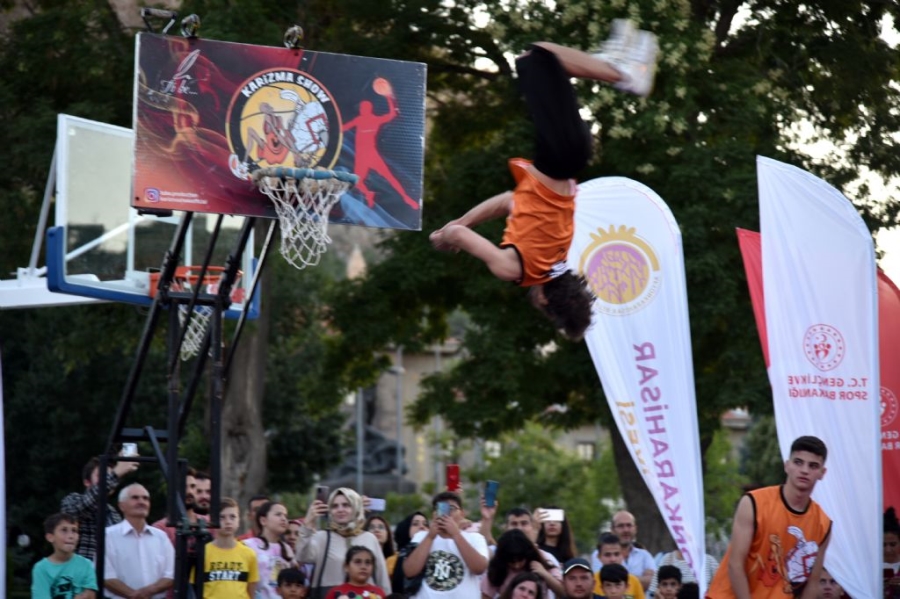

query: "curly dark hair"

left=535, top=271, right=594, bottom=341
left=488, top=529, right=551, bottom=588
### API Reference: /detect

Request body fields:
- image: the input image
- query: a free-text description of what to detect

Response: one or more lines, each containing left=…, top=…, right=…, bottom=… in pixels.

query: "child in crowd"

left=599, top=564, right=630, bottom=599
left=327, top=546, right=387, bottom=599
left=245, top=501, right=297, bottom=598
left=592, top=534, right=644, bottom=598
left=196, top=497, right=260, bottom=598
left=655, top=565, right=682, bottom=599
left=31, top=513, right=98, bottom=599
left=276, top=568, right=309, bottom=599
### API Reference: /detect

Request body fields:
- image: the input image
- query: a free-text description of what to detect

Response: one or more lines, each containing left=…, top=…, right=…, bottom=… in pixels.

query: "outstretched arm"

left=449, top=191, right=514, bottom=228
left=430, top=190, right=520, bottom=281
left=430, top=226, right=521, bottom=282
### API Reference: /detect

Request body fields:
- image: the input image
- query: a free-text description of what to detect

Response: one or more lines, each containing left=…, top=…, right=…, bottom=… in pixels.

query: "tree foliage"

left=703, top=429, right=749, bottom=532
left=740, top=415, right=785, bottom=487
left=0, top=2, right=347, bottom=585
left=468, top=423, right=621, bottom=553
left=3, top=0, right=900, bottom=579
left=319, top=0, right=900, bottom=544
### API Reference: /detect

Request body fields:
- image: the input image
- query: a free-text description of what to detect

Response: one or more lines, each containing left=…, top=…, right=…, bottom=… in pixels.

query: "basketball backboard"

left=0, top=113, right=258, bottom=316
left=132, top=33, right=425, bottom=231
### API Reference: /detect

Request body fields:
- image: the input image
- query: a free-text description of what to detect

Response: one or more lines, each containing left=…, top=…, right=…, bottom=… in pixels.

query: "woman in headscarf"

left=296, top=487, right=391, bottom=599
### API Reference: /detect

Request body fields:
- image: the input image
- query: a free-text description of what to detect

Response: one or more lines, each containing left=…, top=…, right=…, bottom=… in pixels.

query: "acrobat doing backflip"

left=430, top=21, right=659, bottom=340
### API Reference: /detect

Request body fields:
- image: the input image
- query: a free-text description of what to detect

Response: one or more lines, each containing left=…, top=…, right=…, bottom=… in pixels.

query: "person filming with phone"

left=296, top=487, right=390, bottom=599
left=60, top=449, right=140, bottom=561
left=403, top=491, right=489, bottom=598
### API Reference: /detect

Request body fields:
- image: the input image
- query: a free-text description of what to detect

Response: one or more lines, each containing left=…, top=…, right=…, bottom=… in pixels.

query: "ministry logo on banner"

left=757, top=155, right=880, bottom=598
left=803, top=324, right=845, bottom=371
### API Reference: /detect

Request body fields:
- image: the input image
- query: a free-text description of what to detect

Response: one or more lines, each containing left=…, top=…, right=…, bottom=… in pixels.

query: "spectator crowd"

left=31, top=436, right=878, bottom=599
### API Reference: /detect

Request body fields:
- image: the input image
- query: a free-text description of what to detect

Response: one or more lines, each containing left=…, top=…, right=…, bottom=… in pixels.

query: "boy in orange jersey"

left=706, top=436, right=831, bottom=599
left=430, top=22, right=659, bottom=341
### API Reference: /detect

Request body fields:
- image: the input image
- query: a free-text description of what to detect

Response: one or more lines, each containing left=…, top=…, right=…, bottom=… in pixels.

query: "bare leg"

left=531, top=41, right=622, bottom=83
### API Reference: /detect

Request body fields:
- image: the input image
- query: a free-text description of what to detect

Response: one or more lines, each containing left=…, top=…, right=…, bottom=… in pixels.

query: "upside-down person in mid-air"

left=430, top=21, right=659, bottom=341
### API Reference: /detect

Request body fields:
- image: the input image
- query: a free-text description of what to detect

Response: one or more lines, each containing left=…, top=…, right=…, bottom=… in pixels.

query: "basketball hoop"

left=252, top=167, right=358, bottom=270
left=149, top=266, right=243, bottom=361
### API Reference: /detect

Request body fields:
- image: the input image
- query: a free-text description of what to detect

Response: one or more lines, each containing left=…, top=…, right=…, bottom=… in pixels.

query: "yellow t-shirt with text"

left=193, top=541, right=260, bottom=599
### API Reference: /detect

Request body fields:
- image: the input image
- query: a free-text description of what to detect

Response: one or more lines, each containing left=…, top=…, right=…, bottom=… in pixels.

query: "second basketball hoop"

left=252, top=167, right=359, bottom=270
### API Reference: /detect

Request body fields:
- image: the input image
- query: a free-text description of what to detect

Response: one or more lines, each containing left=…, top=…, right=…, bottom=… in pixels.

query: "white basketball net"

left=173, top=271, right=235, bottom=362
left=253, top=168, right=357, bottom=270
left=178, top=304, right=213, bottom=361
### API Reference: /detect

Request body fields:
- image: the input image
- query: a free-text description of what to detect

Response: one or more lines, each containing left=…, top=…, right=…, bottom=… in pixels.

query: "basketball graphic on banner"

left=132, top=33, right=425, bottom=230
left=373, top=77, right=393, bottom=97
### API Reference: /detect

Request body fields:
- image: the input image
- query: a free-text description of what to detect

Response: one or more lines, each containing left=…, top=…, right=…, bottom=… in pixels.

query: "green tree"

left=469, top=423, right=621, bottom=553
left=703, top=429, right=748, bottom=533
left=322, top=0, right=900, bottom=549
left=741, top=415, right=785, bottom=488
left=0, top=4, right=348, bottom=589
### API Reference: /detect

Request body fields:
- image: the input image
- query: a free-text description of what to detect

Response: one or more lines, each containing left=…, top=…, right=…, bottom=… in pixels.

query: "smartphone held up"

left=484, top=480, right=500, bottom=508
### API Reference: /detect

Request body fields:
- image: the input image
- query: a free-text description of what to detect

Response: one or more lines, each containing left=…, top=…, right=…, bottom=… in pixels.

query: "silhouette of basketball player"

left=342, top=81, right=419, bottom=210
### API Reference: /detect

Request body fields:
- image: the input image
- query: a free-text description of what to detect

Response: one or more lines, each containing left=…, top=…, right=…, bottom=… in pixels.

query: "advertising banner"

left=758, top=156, right=880, bottom=598
left=569, top=177, right=707, bottom=592
left=133, top=33, right=425, bottom=230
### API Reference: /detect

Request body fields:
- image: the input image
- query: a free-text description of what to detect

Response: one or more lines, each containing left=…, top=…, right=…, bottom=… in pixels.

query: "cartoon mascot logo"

left=579, top=224, right=662, bottom=316
left=226, top=68, right=342, bottom=179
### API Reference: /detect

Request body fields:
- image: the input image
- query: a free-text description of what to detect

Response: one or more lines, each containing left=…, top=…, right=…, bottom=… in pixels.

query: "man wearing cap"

left=562, top=558, right=599, bottom=599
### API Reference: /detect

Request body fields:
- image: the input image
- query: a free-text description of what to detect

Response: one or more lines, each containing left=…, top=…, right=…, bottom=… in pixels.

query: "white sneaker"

left=613, top=30, right=659, bottom=97
left=593, top=19, right=636, bottom=64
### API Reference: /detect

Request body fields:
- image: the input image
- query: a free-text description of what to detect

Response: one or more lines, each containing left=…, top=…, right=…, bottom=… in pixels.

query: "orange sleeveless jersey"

left=706, top=485, right=831, bottom=598
left=500, top=158, right=575, bottom=287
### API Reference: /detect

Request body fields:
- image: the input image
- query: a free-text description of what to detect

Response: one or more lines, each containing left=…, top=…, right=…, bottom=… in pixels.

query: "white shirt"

left=104, top=519, right=175, bottom=598
left=410, top=530, right=489, bottom=599
left=624, top=545, right=656, bottom=578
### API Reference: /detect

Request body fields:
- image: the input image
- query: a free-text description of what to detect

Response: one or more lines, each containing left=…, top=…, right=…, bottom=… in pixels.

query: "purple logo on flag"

left=579, top=225, right=661, bottom=316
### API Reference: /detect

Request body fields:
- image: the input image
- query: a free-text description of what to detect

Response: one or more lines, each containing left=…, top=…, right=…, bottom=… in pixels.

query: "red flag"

left=879, top=271, right=900, bottom=510
left=736, top=228, right=769, bottom=367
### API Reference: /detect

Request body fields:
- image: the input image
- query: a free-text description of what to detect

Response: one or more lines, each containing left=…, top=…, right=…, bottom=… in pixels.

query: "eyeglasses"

left=368, top=523, right=387, bottom=531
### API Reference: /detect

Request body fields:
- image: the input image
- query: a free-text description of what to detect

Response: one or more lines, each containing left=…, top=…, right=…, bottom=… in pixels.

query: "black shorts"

left=515, top=44, right=592, bottom=180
